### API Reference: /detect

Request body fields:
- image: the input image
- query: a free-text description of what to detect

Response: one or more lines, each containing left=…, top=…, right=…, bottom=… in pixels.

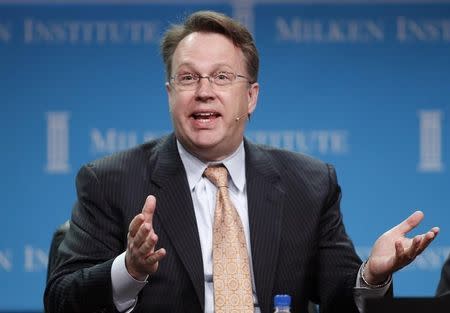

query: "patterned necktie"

left=203, top=165, right=254, bottom=313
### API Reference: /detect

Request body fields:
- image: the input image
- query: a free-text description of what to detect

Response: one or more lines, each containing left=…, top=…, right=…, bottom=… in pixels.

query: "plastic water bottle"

left=274, top=294, right=291, bottom=313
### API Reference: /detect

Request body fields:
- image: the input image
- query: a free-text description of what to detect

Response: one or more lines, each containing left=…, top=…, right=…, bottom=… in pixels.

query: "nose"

left=195, top=76, right=215, bottom=101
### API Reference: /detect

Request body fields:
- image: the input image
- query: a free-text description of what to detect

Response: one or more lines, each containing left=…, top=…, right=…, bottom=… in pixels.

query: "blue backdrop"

left=1, top=0, right=449, bottom=310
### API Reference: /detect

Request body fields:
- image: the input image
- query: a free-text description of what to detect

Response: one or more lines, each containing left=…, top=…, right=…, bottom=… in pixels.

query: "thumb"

left=394, top=210, right=424, bottom=235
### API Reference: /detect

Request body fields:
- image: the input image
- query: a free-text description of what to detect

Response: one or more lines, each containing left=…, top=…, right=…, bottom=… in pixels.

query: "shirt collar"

left=177, top=140, right=246, bottom=192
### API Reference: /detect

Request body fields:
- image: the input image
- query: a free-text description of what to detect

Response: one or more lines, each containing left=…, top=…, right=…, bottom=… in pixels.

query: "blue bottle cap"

left=274, top=294, right=291, bottom=307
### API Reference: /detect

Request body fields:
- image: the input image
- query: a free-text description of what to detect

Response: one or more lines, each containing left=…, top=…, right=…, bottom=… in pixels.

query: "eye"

left=177, top=73, right=197, bottom=83
left=214, top=72, right=232, bottom=81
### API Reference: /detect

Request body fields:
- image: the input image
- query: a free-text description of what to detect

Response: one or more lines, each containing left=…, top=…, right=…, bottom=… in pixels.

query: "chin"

left=192, top=138, right=222, bottom=150
left=189, top=130, right=223, bottom=145
left=188, top=136, right=225, bottom=156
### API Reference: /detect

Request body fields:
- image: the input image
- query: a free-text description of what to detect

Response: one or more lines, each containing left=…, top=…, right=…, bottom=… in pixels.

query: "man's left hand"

left=364, top=210, right=439, bottom=285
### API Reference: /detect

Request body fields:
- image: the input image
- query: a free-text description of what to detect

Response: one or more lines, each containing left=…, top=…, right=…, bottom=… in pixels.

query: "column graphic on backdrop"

left=418, top=110, right=444, bottom=173
left=45, top=112, right=70, bottom=174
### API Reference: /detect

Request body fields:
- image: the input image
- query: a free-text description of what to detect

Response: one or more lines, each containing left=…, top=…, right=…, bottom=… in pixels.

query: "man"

left=44, top=10, right=439, bottom=313
left=437, top=253, right=450, bottom=297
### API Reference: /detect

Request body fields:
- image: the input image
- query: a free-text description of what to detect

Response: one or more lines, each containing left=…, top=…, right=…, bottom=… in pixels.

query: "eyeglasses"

left=170, top=71, right=253, bottom=90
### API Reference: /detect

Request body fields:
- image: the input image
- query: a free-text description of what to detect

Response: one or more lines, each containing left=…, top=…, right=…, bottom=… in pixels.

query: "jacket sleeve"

left=316, top=164, right=362, bottom=313
left=44, top=164, right=124, bottom=313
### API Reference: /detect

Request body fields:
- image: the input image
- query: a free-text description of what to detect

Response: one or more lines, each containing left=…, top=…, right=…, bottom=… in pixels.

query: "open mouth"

left=191, top=112, right=221, bottom=122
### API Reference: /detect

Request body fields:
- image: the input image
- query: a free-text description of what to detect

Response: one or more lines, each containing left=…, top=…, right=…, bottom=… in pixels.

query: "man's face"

left=166, top=32, right=259, bottom=161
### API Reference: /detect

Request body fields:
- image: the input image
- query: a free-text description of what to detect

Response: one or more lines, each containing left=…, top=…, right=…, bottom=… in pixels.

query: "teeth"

left=196, top=112, right=214, bottom=117
left=193, top=112, right=217, bottom=119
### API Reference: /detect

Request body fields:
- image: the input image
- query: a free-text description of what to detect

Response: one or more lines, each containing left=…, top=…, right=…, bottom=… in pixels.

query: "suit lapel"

left=149, top=134, right=205, bottom=310
left=245, top=140, right=285, bottom=313
left=146, top=136, right=284, bottom=312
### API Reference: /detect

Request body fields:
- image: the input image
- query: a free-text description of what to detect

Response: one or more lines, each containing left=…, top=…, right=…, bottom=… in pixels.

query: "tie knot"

left=204, top=165, right=229, bottom=188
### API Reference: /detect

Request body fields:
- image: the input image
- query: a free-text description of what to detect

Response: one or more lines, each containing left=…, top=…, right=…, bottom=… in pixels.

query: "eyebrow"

left=175, top=62, right=234, bottom=72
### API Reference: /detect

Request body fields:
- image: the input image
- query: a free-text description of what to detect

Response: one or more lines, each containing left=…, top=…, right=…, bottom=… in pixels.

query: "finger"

left=416, top=229, right=439, bottom=255
left=133, top=222, right=152, bottom=251
left=405, top=235, right=422, bottom=260
left=394, top=210, right=424, bottom=235
left=431, top=226, right=440, bottom=236
left=414, top=228, right=439, bottom=252
left=128, top=213, right=145, bottom=237
left=145, top=247, right=167, bottom=264
left=142, top=195, right=157, bottom=224
left=139, top=231, right=158, bottom=257
left=393, top=240, right=407, bottom=270
left=394, top=236, right=422, bottom=271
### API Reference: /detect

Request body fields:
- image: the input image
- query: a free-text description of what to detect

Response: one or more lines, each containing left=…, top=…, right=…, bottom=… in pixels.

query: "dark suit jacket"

left=46, top=220, right=70, bottom=283
left=437, top=253, right=450, bottom=297
left=44, top=133, right=362, bottom=313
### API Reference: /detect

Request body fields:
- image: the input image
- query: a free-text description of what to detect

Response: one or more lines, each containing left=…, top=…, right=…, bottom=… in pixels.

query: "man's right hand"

left=125, top=195, right=167, bottom=281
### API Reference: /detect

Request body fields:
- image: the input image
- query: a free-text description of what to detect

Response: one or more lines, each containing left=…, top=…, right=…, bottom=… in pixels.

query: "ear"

left=166, top=81, right=173, bottom=112
left=246, top=82, right=259, bottom=115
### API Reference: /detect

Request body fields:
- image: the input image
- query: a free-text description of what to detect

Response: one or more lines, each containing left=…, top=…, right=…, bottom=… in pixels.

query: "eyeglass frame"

left=169, top=71, right=255, bottom=90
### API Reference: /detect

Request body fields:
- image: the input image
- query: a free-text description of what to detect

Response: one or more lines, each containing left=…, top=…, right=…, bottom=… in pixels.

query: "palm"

left=369, top=230, right=413, bottom=277
left=365, top=211, right=439, bottom=284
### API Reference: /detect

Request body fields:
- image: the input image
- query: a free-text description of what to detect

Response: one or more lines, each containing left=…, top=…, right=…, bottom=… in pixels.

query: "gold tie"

left=204, top=165, right=254, bottom=313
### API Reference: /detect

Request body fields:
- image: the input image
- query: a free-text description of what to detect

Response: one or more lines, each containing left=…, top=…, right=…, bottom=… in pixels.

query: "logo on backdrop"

left=88, top=129, right=349, bottom=157
left=0, top=246, right=48, bottom=272
left=0, top=21, right=11, bottom=43
left=23, top=19, right=159, bottom=45
left=418, top=110, right=444, bottom=173
left=24, top=245, right=48, bottom=272
left=275, top=16, right=450, bottom=44
left=45, top=112, right=348, bottom=175
left=45, top=107, right=447, bottom=175
left=14, top=16, right=450, bottom=45
left=246, top=130, right=348, bottom=155
left=276, top=17, right=384, bottom=43
left=0, top=249, right=12, bottom=272
left=45, top=112, right=70, bottom=174
left=397, top=17, right=450, bottom=43
left=2, top=3, right=450, bottom=46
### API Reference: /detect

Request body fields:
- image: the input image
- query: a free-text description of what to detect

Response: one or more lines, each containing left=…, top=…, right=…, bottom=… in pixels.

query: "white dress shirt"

left=177, top=141, right=260, bottom=313
left=110, top=140, right=390, bottom=312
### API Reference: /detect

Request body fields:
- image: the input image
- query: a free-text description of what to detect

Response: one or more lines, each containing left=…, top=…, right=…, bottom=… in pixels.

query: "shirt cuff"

left=355, top=261, right=392, bottom=290
left=111, top=252, right=148, bottom=312
left=354, top=262, right=392, bottom=313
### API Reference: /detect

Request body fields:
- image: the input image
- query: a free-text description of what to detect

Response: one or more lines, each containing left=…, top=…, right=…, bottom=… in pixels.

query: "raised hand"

left=364, top=211, right=439, bottom=285
left=125, top=195, right=166, bottom=280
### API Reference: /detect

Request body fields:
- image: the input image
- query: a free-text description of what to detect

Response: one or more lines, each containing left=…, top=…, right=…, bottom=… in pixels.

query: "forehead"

left=172, top=32, right=246, bottom=72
